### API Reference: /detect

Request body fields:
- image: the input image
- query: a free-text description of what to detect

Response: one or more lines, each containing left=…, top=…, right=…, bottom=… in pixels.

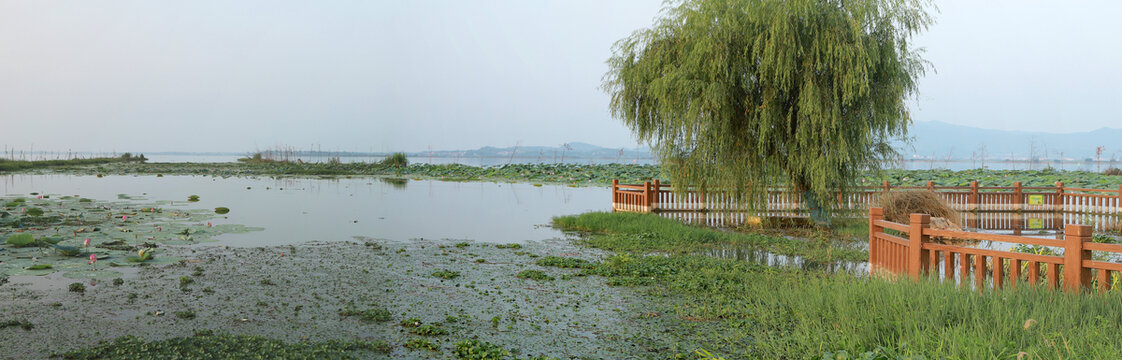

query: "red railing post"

left=643, top=181, right=652, bottom=213
left=883, top=180, right=891, bottom=193
left=1117, top=184, right=1121, bottom=215
left=1063, top=224, right=1093, bottom=292
left=652, top=179, right=660, bottom=212
left=1055, top=181, right=1065, bottom=213
left=908, top=213, right=931, bottom=280
left=611, top=179, right=619, bottom=212
left=969, top=181, right=979, bottom=211
left=1013, top=181, right=1023, bottom=212
left=926, top=181, right=935, bottom=191
left=869, top=207, right=884, bottom=273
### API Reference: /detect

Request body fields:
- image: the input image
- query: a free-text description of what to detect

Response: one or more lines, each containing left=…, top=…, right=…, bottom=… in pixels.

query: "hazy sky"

left=1, top=1, right=1119, bottom=153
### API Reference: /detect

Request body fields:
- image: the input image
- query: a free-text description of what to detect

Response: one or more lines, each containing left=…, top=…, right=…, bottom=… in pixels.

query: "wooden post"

left=642, top=181, right=652, bottom=213
left=908, top=213, right=931, bottom=280
left=926, top=181, right=935, bottom=191
left=969, top=181, right=979, bottom=211
left=611, top=179, right=619, bottom=212
left=869, top=207, right=884, bottom=273
left=883, top=180, right=890, bottom=193
left=1063, top=224, right=1093, bottom=292
left=651, top=179, right=660, bottom=212
left=1013, top=181, right=1023, bottom=212
left=1117, top=184, right=1121, bottom=215
left=1055, top=181, right=1065, bottom=213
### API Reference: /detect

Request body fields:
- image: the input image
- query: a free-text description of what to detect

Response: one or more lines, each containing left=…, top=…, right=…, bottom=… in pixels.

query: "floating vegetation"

left=403, top=338, right=440, bottom=353
left=68, top=282, right=85, bottom=293
left=0, top=319, right=33, bottom=331
left=6, top=234, right=35, bottom=248
left=59, top=332, right=392, bottom=359
left=25, top=264, right=52, bottom=270
left=409, top=324, right=448, bottom=337
left=339, top=306, right=392, bottom=322
left=494, top=243, right=522, bottom=250
left=516, top=270, right=554, bottom=281
left=24, top=208, right=44, bottom=217
left=454, top=339, right=513, bottom=359
left=187, top=195, right=200, bottom=202
left=214, top=207, right=230, bottom=214
left=535, top=256, right=596, bottom=269
left=431, top=269, right=461, bottom=280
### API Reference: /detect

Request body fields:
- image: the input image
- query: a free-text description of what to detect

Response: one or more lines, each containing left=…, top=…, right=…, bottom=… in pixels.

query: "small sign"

left=1028, top=194, right=1044, bottom=205
left=1028, top=218, right=1043, bottom=229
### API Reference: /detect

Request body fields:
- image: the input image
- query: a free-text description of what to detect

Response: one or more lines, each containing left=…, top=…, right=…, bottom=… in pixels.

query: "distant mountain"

left=413, top=142, right=652, bottom=160
left=898, top=121, right=1122, bottom=161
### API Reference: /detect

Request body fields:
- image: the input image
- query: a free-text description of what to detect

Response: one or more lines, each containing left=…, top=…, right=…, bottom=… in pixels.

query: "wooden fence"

left=611, top=179, right=1122, bottom=216
left=869, top=207, right=1122, bottom=292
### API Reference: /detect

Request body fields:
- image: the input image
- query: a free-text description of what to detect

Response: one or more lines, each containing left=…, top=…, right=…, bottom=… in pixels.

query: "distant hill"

left=898, top=121, right=1122, bottom=161
left=412, top=142, right=652, bottom=160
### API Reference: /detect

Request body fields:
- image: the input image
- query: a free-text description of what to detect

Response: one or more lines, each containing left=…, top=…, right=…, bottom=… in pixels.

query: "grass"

left=583, top=253, right=1122, bottom=359
left=535, top=256, right=596, bottom=269
left=552, top=212, right=866, bottom=263
left=58, top=332, right=390, bottom=359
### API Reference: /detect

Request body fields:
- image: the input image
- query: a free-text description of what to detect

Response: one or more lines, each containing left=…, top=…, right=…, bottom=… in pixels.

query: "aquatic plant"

left=0, top=319, right=33, bottom=331
left=59, top=332, right=391, bottom=359
left=432, top=269, right=461, bottom=280
left=454, top=339, right=511, bottom=360
left=68, top=282, right=85, bottom=293
left=409, top=324, right=449, bottom=337
left=535, top=256, right=596, bottom=269
left=381, top=152, right=408, bottom=167
left=174, top=310, right=196, bottom=320
left=24, top=208, right=44, bottom=217
left=187, top=195, right=200, bottom=202
left=113, top=278, right=124, bottom=286
left=52, top=244, right=81, bottom=256
left=494, top=243, right=521, bottom=250
left=127, top=248, right=155, bottom=262
left=339, top=306, right=392, bottom=322
left=403, top=338, right=440, bottom=353
left=6, top=234, right=35, bottom=247
left=516, top=270, right=554, bottom=281
left=25, top=264, right=52, bottom=270
left=400, top=317, right=422, bottom=328
left=214, top=207, right=230, bottom=214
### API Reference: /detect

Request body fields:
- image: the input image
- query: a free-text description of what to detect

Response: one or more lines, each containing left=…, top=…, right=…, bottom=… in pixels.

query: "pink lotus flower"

left=207, top=222, right=212, bottom=227
left=84, top=238, right=90, bottom=247
left=89, top=254, right=97, bottom=269
left=157, top=226, right=162, bottom=232
left=36, top=195, right=42, bottom=199
left=122, top=215, right=128, bottom=221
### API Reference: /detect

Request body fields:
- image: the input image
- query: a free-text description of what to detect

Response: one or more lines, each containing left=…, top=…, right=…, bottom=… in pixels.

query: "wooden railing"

left=869, top=207, right=1122, bottom=292
left=611, top=179, right=1122, bottom=216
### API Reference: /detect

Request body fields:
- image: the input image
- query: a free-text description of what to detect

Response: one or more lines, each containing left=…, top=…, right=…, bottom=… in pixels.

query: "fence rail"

left=868, top=207, right=1122, bottom=293
left=611, top=179, right=1122, bottom=216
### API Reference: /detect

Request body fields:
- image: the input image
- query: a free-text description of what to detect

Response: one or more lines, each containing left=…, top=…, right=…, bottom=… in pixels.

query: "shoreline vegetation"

left=3, top=158, right=1122, bottom=189
left=551, top=211, right=1122, bottom=358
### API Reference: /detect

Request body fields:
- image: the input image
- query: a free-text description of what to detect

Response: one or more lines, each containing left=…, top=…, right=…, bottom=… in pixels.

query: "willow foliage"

left=604, top=0, right=933, bottom=216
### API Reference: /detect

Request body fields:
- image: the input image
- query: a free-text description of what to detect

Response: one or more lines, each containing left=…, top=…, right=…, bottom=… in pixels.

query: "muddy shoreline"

left=1, top=237, right=675, bottom=359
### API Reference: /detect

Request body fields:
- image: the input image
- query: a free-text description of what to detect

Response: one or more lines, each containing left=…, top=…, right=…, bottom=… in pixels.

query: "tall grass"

left=552, top=211, right=866, bottom=263
left=381, top=152, right=408, bottom=167
left=588, top=254, right=1122, bottom=359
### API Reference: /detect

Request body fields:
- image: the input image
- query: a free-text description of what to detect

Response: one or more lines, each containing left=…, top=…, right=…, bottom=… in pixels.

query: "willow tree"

left=604, top=0, right=933, bottom=221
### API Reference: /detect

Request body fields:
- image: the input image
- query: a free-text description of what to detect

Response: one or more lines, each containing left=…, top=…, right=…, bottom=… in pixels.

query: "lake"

left=1, top=174, right=609, bottom=247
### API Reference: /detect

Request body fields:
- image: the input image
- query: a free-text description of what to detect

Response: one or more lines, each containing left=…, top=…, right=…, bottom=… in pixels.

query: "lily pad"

left=214, top=207, right=230, bottom=214
left=6, top=234, right=35, bottom=247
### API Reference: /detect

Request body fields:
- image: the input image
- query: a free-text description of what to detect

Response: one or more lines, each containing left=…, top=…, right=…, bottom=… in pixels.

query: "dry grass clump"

left=1103, top=167, right=1122, bottom=176
left=876, top=190, right=974, bottom=245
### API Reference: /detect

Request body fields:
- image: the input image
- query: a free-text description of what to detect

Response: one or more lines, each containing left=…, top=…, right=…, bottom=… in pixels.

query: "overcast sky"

left=1, top=0, right=1119, bottom=153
